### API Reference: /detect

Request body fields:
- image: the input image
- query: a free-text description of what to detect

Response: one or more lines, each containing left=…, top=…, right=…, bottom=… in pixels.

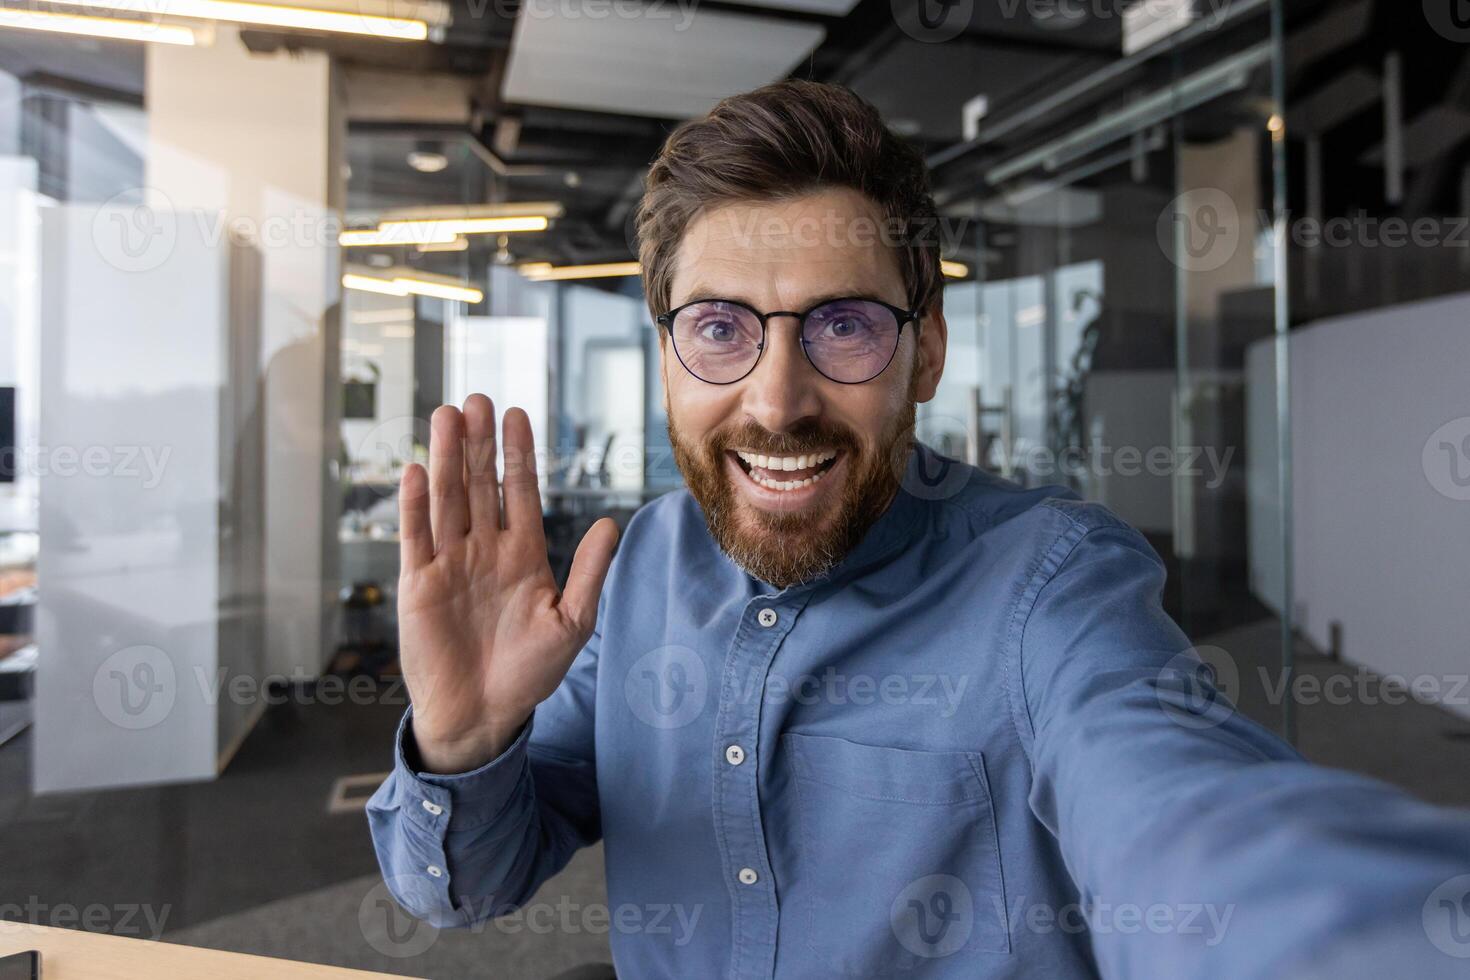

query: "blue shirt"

left=368, top=444, right=1470, bottom=979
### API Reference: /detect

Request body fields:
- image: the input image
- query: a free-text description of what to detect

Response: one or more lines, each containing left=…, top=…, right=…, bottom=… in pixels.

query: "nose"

left=740, top=317, right=823, bottom=434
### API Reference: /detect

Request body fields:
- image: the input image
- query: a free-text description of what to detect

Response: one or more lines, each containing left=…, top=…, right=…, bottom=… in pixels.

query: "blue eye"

left=813, top=309, right=876, bottom=341
left=697, top=319, right=740, bottom=343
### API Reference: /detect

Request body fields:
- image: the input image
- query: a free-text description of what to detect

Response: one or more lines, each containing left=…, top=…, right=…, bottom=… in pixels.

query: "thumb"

left=560, top=517, right=619, bottom=635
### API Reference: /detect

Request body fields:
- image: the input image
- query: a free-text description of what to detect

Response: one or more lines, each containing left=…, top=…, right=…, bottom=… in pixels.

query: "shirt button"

left=757, top=608, right=778, bottom=628
left=426, top=865, right=444, bottom=878
left=738, top=867, right=759, bottom=885
left=725, top=745, right=745, bottom=766
left=421, top=800, right=443, bottom=816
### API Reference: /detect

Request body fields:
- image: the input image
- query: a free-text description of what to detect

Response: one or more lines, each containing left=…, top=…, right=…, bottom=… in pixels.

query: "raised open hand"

left=396, top=395, right=619, bottom=773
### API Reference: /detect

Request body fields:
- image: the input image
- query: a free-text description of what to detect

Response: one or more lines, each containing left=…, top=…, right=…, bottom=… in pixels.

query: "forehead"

left=668, top=187, right=907, bottom=307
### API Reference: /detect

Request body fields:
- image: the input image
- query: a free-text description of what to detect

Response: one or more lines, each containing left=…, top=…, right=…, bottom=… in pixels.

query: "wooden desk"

left=0, top=923, right=424, bottom=979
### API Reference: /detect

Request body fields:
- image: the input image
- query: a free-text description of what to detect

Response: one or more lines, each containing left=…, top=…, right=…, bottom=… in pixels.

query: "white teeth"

left=734, top=448, right=837, bottom=474
left=746, top=469, right=826, bottom=491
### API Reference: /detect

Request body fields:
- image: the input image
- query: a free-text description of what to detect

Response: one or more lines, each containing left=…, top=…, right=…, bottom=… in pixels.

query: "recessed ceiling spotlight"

left=408, top=150, right=449, bottom=174
left=564, top=171, right=582, bottom=188
left=889, top=118, right=921, bottom=137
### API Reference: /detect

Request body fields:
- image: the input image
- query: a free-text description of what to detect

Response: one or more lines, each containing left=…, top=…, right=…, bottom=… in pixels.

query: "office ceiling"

left=24, top=0, right=1461, bottom=280
left=322, top=0, right=1122, bottom=272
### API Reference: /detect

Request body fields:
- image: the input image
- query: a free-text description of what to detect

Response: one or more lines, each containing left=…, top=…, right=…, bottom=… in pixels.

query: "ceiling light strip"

left=519, top=261, right=641, bottom=282
left=0, top=8, right=198, bottom=44
left=43, top=0, right=429, bottom=40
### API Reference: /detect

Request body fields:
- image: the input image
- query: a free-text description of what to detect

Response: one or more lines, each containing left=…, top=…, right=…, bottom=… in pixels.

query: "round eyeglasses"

left=655, top=297, right=921, bottom=385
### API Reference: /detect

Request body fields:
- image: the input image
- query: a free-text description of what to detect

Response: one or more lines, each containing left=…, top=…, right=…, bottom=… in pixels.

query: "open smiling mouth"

left=729, top=448, right=841, bottom=492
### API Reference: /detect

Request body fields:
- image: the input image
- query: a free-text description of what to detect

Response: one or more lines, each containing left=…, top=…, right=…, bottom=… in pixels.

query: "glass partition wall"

left=925, top=2, right=1294, bottom=739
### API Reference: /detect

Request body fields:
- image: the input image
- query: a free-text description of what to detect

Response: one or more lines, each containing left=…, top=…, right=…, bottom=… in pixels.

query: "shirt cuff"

left=389, top=707, right=535, bottom=834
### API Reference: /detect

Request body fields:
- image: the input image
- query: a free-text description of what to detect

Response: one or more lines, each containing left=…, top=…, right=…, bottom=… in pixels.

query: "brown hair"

left=635, top=79, right=943, bottom=322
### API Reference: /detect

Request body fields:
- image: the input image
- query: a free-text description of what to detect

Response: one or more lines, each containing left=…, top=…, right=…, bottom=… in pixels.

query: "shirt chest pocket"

left=782, top=733, right=1011, bottom=975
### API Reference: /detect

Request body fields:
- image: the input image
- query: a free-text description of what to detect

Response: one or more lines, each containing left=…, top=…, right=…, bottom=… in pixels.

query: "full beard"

left=668, top=386, right=918, bottom=589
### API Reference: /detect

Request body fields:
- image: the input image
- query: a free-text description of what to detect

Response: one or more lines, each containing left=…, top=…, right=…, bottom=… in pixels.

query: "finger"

left=501, top=407, right=545, bottom=543
left=462, top=394, right=500, bottom=536
left=428, top=405, right=469, bottom=547
left=560, top=517, right=619, bottom=636
left=398, top=463, right=433, bottom=571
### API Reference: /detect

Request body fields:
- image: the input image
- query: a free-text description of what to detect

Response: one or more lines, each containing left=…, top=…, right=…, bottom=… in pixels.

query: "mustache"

left=708, top=420, right=860, bottom=457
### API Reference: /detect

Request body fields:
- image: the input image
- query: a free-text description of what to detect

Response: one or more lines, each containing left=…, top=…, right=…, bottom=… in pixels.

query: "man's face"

left=660, top=188, right=947, bottom=587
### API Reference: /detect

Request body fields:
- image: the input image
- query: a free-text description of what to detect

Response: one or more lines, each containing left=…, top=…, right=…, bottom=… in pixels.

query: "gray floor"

left=1202, top=619, right=1470, bottom=808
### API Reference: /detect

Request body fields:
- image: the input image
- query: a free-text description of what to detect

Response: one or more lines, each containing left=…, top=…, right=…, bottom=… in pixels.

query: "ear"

left=913, top=309, right=947, bottom=403
left=656, top=325, right=673, bottom=411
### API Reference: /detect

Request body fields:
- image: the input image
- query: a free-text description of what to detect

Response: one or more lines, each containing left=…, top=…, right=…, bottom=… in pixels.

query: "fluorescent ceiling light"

left=378, top=216, right=549, bottom=236
left=343, top=273, right=408, bottom=296
left=0, top=8, right=198, bottom=44
left=941, top=260, right=969, bottom=278
left=395, top=277, right=483, bottom=303
left=416, top=237, right=469, bottom=253
left=341, top=226, right=458, bottom=247
left=344, top=271, right=483, bottom=303
left=342, top=216, right=549, bottom=247
left=376, top=202, right=565, bottom=223
left=519, top=261, right=641, bottom=282
left=44, top=0, right=428, bottom=40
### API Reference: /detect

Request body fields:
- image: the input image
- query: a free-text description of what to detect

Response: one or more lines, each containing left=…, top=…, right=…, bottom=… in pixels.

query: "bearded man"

left=369, top=80, right=1470, bottom=980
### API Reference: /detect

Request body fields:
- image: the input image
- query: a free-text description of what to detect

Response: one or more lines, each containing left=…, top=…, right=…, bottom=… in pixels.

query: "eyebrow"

left=671, top=286, right=903, bottom=311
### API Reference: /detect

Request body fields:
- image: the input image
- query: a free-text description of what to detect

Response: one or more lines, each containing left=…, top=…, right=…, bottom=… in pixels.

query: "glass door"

left=923, top=1, right=1292, bottom=737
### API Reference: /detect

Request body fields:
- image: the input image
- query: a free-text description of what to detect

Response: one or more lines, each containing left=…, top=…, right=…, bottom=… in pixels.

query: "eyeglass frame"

left=654, top=295, right=924, bottom=386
